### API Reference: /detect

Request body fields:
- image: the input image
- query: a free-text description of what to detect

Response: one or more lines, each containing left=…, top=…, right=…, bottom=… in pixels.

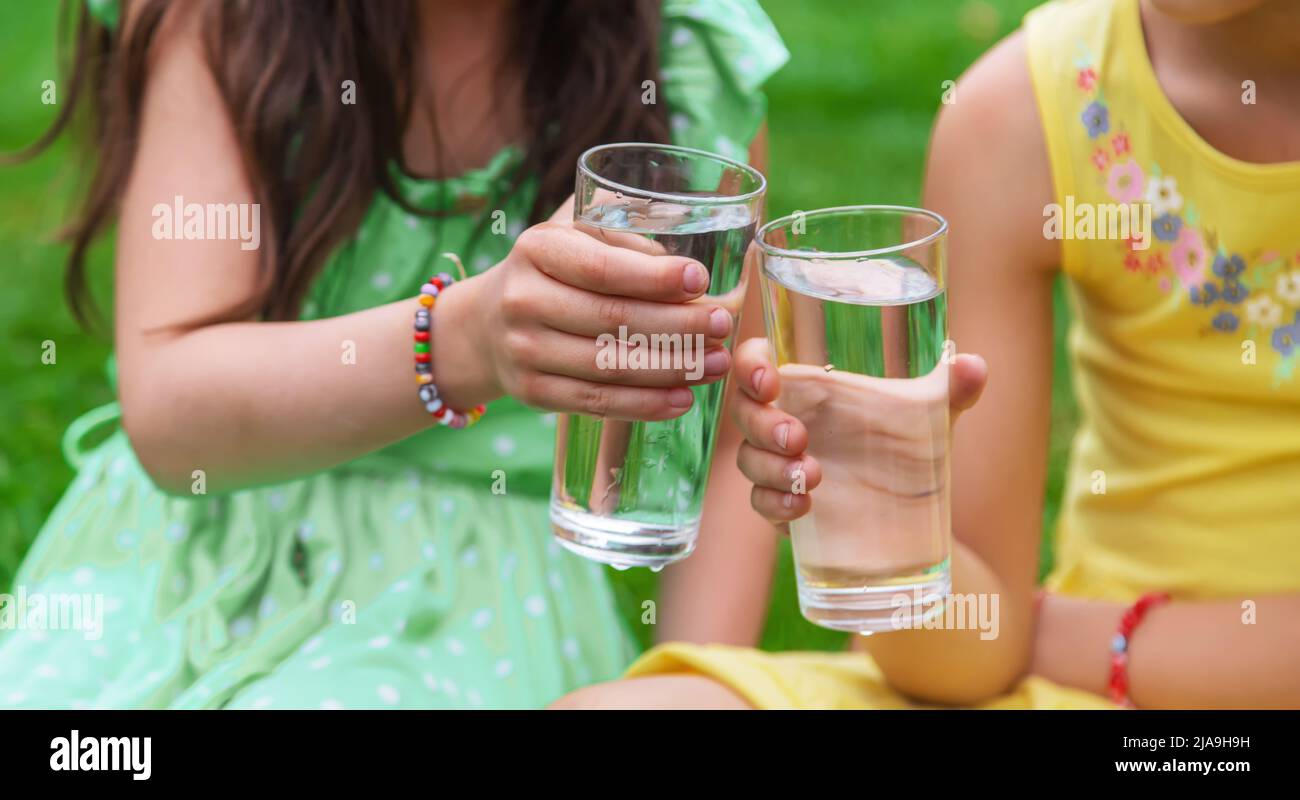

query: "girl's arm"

left=114, top=7, right=730, bottom=494
left=656, top=127, right=778, bottom=646
left=859, top=30, right=1062, bottom=703
left=1035, top=593, right=1300, bottom=709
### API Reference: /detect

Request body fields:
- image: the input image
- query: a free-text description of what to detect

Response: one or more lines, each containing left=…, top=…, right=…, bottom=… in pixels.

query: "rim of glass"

left=577, top=142, right=767, bottom=205
left=756, top=204, right=949, bottom=261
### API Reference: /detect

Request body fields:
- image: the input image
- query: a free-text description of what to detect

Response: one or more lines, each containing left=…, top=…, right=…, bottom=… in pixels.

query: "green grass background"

left=0, top=0, right=1076, bottom=653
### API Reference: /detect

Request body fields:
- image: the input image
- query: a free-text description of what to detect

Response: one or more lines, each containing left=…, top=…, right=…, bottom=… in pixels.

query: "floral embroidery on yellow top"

left=1071, top=37, right=1300, bottom=385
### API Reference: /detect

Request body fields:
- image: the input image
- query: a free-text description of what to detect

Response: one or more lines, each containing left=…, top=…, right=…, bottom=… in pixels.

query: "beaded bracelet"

left=414, top=260, right=485, bottom=429
left=1107, top=591, right=1170, bottom=708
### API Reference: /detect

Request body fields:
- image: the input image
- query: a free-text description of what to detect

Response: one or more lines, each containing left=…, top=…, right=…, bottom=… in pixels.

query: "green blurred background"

left=0, top=0, right=1074, bottom=652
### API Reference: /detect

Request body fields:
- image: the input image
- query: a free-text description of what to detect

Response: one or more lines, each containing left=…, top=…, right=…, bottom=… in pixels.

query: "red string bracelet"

left=1108, top=591, right=1170, bottom=708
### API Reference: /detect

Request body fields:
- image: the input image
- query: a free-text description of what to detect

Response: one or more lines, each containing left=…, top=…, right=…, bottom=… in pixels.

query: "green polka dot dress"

left=0, top=0, right=787, bottom=709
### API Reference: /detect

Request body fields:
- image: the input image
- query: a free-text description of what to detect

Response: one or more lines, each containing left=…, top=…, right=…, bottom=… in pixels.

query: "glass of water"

left=756, top=206, right=950, bottom=633
left=550, top=143, right=766, bottom=570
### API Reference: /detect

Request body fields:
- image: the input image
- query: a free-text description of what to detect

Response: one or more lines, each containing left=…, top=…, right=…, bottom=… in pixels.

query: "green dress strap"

left=61, top=401, right=122, bottom=471
left=85, top=0, right=119, bottom=29
left=659, top=0, right=790, bottom=161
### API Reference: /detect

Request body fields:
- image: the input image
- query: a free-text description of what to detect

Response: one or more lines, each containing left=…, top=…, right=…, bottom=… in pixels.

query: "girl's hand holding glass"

left=731, top=336, right=988, bottom=523
left=449, top=199, right=733, bottom=422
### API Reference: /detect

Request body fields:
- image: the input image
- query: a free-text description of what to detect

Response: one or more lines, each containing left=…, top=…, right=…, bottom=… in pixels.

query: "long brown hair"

left=15, top=0, right=670, bottom=327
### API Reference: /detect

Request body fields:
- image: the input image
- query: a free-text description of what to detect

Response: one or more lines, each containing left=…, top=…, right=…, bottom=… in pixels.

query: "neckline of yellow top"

left=1121, top=0, right=1300, bottom=186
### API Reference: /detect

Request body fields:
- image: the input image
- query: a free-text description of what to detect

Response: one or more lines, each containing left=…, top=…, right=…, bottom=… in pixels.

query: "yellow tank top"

left=1024, top=0, right=1300, bottom=601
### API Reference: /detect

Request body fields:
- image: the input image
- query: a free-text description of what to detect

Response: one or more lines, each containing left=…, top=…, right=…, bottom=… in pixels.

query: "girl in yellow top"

left=553, top=0, right=1300, bottom=710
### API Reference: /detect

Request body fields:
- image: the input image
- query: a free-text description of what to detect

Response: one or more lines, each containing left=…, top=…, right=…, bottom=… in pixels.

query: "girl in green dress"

left=0, top=0, right=787, bottom=709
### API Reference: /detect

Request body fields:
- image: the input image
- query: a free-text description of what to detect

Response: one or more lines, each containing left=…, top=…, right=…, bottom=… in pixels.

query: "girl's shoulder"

left=658, top=0, right=790, bottom=159
left=926, top=27, right=1060, bottom=276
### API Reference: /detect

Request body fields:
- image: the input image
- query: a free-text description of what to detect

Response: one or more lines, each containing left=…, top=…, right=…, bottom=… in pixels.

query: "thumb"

left=949, top=353, right=988, bottom=423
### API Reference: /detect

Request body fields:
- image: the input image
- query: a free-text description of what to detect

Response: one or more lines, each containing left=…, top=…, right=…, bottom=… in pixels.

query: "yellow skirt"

left=625, top=643, right=1117, bottom=710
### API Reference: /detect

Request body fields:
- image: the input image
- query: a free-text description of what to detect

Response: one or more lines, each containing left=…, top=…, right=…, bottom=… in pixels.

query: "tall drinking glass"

left=756, top=206, right=950, bottom=632
left=550, top=143, right=766, bottom=570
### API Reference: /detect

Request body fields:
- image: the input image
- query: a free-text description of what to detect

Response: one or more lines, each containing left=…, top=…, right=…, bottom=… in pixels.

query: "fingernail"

left=668, top=387, right=694, bottom=408
left=708, top=307, right=731, bottom=338
left=783, top=459, right=803, bottom=481
left=703, top=349, right=729, bottom=376
left=774, top=422, right=790, bottom=450
left=782, top=492, right=794, bottom=509
left=750, top=367, right=765, bottom=394
left=682, top=262, right=708, bottom=294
